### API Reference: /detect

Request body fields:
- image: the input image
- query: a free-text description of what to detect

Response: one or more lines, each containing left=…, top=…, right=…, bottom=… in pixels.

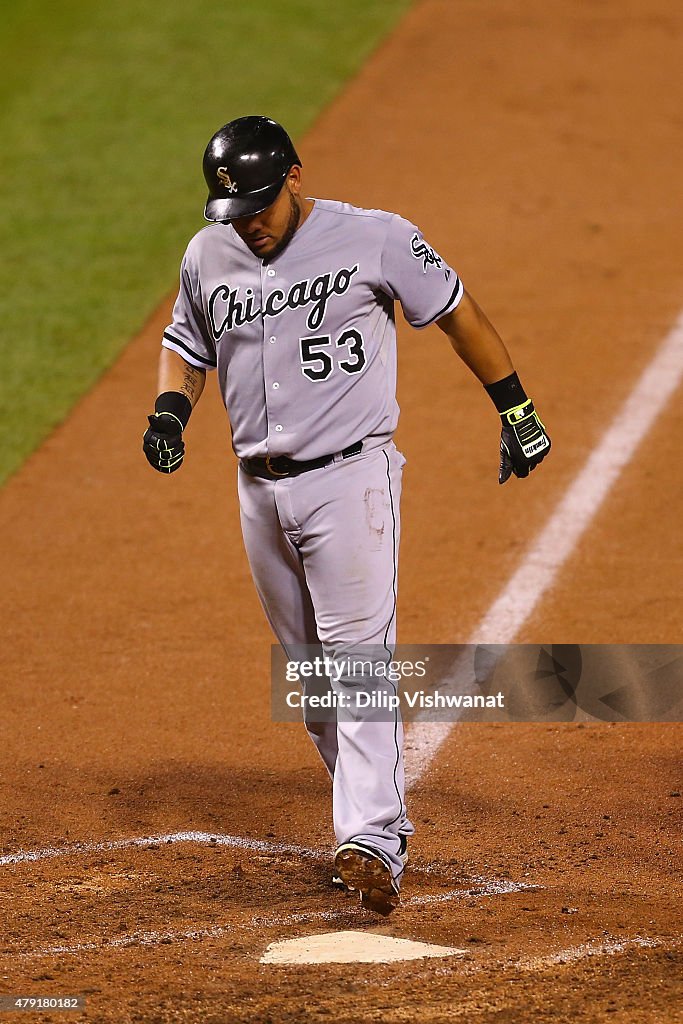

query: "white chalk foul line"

left=406, top=313, right=683, bottom=787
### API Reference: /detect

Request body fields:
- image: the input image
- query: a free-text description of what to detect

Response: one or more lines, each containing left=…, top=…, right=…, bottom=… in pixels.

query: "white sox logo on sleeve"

left=208, top=264, right=359, bottom=341
left=410, top=233, right=446, bottom=274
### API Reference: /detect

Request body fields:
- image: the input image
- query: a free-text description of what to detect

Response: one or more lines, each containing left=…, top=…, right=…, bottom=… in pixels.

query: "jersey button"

left=272, top=382, right=280, bottom=389
left=269, top=336, right=276, bottom=344
left=267, top=268, right=276, bottom=277
left=275, top=424, right=283, bottom=432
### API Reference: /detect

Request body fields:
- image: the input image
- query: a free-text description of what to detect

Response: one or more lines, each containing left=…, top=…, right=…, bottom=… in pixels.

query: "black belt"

left=241, top=440, right=363, bottom=480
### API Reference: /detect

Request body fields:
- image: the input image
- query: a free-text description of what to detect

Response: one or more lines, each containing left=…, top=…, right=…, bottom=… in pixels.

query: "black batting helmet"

left=202, top=115, right=301, bottom=222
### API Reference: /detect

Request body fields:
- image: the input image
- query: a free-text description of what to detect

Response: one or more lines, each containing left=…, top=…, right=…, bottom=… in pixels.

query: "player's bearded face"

left=231, top=184, right=301, bottom=261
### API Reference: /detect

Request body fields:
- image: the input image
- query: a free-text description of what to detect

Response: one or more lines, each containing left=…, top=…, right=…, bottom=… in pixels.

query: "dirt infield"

left=1, top=1, right=682, bottom=1021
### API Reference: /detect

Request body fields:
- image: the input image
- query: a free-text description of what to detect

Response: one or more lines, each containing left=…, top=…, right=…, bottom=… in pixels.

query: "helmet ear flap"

left=202, top=115, right=301, bottom=222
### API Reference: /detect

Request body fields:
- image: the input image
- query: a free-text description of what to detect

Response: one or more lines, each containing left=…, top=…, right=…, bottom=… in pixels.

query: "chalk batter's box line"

left=0, top=830, right=320, bottom=867
left=10, top=882, right=542, bottom=963
left=0, top=831, right=533, bottom=888
left=3, top=834, right=677, bottom=973
left=0, top=830, right=541, bottom=962
left=11, top=925, right=677, bottom=974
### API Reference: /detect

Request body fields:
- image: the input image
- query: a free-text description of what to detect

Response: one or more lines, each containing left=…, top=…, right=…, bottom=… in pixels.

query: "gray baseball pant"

left=236, top=440, right=414, bottom=880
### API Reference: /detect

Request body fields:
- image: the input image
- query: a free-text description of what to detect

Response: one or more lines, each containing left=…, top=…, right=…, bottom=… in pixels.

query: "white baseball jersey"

left=162, top=199, right=464, bottom=461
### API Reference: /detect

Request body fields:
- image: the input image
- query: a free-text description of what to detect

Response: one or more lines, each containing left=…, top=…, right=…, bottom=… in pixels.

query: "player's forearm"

left=438, top=289, right=550, bottom=482
left=158, top=347, right=206, bottom=408
left=143, top=348, right=205, bottom=474
left=438, top=290, right=514, bottom=385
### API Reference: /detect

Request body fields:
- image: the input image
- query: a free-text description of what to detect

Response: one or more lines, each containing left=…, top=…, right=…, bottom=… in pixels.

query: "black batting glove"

left=498, top=398, right=551, bottom=484
left=142, top=392, right=192, bottom=474
left=143, top=413, right=185, bottom=473
left=485, top=372, right=551, bottom=485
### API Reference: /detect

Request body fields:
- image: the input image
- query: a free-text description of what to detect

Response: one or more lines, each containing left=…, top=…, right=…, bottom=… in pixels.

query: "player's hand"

left=498, top=399, right=551, bottom=484
left=142, top=412, right=186, bottom=473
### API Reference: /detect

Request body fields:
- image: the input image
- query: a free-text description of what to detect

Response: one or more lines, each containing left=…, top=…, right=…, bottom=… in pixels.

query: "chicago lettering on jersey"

left=208, top=264, right=360, bottom=341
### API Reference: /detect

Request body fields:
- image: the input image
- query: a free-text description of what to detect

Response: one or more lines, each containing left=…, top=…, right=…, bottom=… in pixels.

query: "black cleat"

left=333, top=841, right=402, bottom=916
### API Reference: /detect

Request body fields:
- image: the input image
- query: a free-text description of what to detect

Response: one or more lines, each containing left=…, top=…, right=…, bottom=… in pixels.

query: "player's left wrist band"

left=484, top=371, right=528, bottom=414
left=154, top=391, right=192, bottom=430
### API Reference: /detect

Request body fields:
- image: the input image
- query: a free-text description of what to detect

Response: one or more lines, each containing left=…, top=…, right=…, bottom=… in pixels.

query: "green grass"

left=0, top=0, right=411, bottom=484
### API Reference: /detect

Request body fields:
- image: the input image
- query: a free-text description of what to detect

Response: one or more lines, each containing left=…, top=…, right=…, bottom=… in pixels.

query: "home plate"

left=261, top=930, right=467, bottom=965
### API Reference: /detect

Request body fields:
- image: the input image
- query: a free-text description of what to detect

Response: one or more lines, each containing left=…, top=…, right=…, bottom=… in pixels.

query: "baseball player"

left=143, top=116, right=550, bottom=916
